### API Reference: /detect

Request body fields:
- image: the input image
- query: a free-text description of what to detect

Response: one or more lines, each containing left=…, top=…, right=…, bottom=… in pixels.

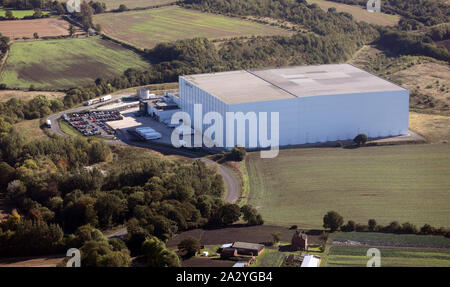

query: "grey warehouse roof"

left=181, top=64, right=406, bottom=105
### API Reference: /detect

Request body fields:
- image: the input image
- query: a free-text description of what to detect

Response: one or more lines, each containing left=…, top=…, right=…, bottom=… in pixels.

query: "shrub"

left=353, top=134, right=368, bottom=146
left=228, top=146, right=246, bottom=161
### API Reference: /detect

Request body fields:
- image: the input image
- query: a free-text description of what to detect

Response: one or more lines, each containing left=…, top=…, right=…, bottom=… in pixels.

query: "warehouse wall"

left=179, top=77, right=229, bottom=146
left=228, top=90, right=409, bottom=147
left=179, top=77, right=409, bottom=149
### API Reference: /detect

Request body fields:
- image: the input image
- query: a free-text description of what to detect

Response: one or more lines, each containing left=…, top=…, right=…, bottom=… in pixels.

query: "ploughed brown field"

left=0, top=18, right=75, bottom=39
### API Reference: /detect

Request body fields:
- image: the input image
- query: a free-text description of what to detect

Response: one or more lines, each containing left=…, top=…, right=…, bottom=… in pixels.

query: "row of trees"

left=322, top=211, right=450, bottom=237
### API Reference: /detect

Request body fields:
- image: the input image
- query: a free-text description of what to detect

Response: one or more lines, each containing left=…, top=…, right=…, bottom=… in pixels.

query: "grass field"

left=93, top=6, right=292, bottom=49
left=252, top=249, right=287, bottom=267
left=0, top=90, right=65, bottom=102
left=246, top=144, right=450, bottom=229
left=0, top=37, right=150, bottom=89
left=409, top=112, right=450, bottom=143
left=324, top=246, right=450, bottom=267
left=333, top=232, right=450, bottom=248
left=307, top=0, right=399, bottom=26
left=13, top=119, right=47, bottom=142
left=0, top=8, right=49, bottom=19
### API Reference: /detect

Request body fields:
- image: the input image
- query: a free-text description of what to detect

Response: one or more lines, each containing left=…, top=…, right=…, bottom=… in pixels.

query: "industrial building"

left=178, top=64, right=410, bottom=148
left=139, top=90, right=181, bottom=123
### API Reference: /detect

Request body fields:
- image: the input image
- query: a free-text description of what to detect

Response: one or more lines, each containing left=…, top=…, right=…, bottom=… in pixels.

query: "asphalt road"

left=47, top=97, right=241, bottom=204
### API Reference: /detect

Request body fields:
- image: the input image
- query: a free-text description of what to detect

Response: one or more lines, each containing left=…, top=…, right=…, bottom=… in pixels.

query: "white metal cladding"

left=179, top=77, right=410, bottom=149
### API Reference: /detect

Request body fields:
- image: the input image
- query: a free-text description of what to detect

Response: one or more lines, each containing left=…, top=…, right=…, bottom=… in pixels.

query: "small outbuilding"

left=231, top=242, right=265, bottom=256
left=301, top=255, right=320, bottom=267
left=233, top=261, right=248, bottom=267
left=220, top=247, right=238, bottom=258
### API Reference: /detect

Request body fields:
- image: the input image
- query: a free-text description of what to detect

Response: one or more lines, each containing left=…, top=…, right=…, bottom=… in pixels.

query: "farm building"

left=291, top=231, right=308, bottom=251
left=301, top=255, right=321, bottom=267
left=231, top=242, right=265, bottom=256
left=140, top=92, right=181, bottom=122
left=178, top=64, right=409, bottom=148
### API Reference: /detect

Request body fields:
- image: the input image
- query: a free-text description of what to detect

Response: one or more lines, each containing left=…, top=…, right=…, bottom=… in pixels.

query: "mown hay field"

left=246, top=144, right=450, bottom=229
left=0, top=37, right=150, bottom=89
left=93, top=6, right=292, bottom=49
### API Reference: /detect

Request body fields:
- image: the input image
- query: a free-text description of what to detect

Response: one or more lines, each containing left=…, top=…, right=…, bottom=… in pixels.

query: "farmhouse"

left=178, top=64, right=409, bottom=149
left=291, top=231, right=308, bottom=251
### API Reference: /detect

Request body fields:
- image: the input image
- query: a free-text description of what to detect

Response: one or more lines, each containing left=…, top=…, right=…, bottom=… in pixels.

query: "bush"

left=177, top=237, right=201, bottom=258
left=228, top=146, right=246, bottom=161
left=353, top=134, right=368, bottom=146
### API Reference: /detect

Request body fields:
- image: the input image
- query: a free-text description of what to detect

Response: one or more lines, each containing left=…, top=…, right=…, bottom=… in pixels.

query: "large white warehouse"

left=178, top=64, right=409, bottom=149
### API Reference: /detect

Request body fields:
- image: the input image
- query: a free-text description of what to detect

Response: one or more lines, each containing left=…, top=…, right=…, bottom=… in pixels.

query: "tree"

left=323, top=211, right=344, bottom=232
left=342, top=220, right=355, bottom=232
left=141, top=236, right=180, bottom=267
left=94, top=193, right=126, bottom=228
left=229, top=146, right=246, bottom=161
left=68, top=24, right=76, bottom=37
left=5, top=10, right=13, bottom=19
left=420, top=224, right=434, bottom=235
left=368, top=219, right=377, bottom=231
left=80, top=1, right=94, bottom=29
left=117, top=4, right=128, bottom=12
left=177, top=237, right=201, bottom=258
left=240, top=204, right=264, bottom=225
left=353, top=133, right=368, bottom=146
left=55, top=2, right=66, bottom=15
left=94, top=23, right=102, bottom=34
left=0, top=161, right=15, bottom=188
left=217, top=203, right=240, bottom=225
left=271, top=232, right=281, bottom=244
left=33, top=8, right=43, bottom=18
left=80, top=240, right=131, bottom=267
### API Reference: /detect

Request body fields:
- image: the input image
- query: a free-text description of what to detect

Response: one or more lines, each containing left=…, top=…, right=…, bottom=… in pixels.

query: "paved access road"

left=47, top=96, right=241, bottom=204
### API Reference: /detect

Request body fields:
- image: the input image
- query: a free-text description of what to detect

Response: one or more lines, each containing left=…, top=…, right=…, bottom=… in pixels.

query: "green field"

left=324, top=246, right=450, bottom=267
left=246, top=144, right=450, bottom=229
left=0, top=37, right=150, bottom=89
left=333, top=232, right=450, bottom=248
left=0, top=8, right=49, bottom=18
left=252, top=249, right=287, bottom=267
left=93, top=6, right=292, bottom=49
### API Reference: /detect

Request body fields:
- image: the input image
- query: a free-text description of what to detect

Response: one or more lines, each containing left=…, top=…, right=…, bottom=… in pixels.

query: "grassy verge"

left=58, top=118, right=82, bottom=137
